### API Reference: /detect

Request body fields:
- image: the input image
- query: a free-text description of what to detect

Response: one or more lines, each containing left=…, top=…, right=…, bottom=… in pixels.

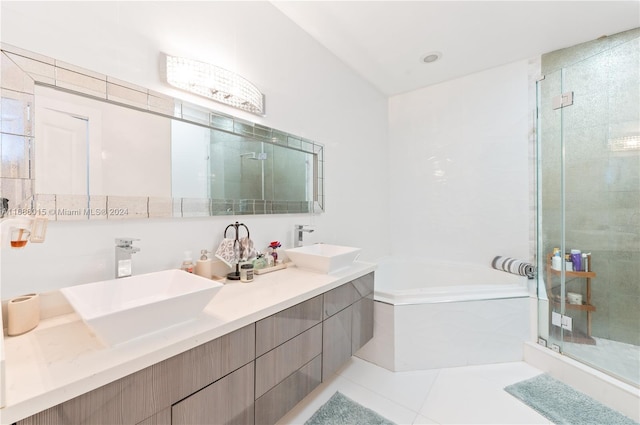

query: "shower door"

left=537, top=36, right=640, bottom=386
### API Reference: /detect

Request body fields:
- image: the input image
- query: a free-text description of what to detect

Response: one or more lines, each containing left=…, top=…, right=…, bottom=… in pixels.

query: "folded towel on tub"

left=492, top=256, right=536, bottom=279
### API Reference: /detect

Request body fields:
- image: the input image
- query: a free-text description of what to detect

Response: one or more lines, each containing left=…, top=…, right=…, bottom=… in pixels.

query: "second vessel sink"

left=285, top=244, right=362, bottom=274
left=60, top=269, right=223, bottom=346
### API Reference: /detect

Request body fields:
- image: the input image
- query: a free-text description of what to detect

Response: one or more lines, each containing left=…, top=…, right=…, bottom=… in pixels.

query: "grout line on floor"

left=336, top=370, right=423, bottom=417
left=337, top=357, right=440, bottom=416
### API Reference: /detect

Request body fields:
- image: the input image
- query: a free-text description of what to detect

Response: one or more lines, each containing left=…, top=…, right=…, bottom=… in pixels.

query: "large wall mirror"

left=0, top=44, right=324, bottom=220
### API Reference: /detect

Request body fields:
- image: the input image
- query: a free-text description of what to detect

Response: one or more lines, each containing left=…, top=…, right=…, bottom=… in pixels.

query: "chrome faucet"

left=294, top=224, right=314, bottom=248
left=115, top=238, right=140, bottom=278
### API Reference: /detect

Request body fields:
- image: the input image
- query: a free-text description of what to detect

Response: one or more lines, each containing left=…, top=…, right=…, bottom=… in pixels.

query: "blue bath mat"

left=505, top=374, right=638, bottom=425
left=304, top=391, right=396, bottom=425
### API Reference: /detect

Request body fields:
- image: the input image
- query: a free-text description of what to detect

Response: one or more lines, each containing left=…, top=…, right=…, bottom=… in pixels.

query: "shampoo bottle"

left=570, top=249, right=582, bottom=272
left=551, top=249, right=562, bottom=271
left=195, top=250, right=212, bottom=279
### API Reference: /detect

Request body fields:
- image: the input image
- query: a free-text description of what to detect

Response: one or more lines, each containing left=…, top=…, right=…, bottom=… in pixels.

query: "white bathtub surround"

left=394, top=297, right=530, bottom=371
left=359, top=298, right=531, bottom=372
left=357, top=258, right=531, bottom=371
left=374, top=257, right=529, bottom=303
left=0, top=262, right=375, bottom=424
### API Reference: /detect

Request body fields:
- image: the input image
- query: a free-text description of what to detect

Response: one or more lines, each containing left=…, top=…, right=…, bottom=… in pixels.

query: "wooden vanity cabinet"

left=136, top=408, right=171, bottom=425
left=322, top=305, right=353, bottom=381
left=323, top=272, right=374, bottom=381
left=172, top=363, right=255, bottom=425
left=17, top=273, right=375, bottom=425
left=351, top=273, right=375, bottom=353
left=254, top=272, right=375, bottom=425
left=17, top=324, right=256, bottom=425
left=255, top=295, right=323, bottom=357
left=254, top=296, right=324, bottom=425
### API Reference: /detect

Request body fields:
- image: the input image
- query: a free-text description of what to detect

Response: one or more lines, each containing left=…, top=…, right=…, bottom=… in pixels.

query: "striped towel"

left=492, top=256, right=536, bottom=279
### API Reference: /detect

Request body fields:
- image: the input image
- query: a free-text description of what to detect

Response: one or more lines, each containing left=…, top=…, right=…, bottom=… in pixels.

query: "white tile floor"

left=277, top=358, right=553, bottom=425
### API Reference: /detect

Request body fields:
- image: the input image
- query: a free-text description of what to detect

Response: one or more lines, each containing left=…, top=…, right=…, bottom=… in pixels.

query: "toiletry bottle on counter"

left=181, top=251, right=194, bottom=273
left=253, top=253, right=268, bottom=270
left=195, top=249, right=212, bottom=278
left=240, top=263, right=254, bottom=282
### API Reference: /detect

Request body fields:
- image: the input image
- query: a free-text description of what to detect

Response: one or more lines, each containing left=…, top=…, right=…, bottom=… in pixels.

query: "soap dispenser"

left=195, top=249, right=212, bottom=279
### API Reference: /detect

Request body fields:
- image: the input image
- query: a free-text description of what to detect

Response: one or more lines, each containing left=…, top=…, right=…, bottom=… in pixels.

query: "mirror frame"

left=0, top=43, right=324, bottom=220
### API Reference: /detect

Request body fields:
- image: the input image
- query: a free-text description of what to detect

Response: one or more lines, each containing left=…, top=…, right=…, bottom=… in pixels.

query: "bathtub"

left=356, top=258, right=532, bottom=372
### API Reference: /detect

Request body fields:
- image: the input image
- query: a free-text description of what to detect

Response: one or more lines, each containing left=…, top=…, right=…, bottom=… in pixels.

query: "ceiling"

left=273, top=1, right=640, bottom=96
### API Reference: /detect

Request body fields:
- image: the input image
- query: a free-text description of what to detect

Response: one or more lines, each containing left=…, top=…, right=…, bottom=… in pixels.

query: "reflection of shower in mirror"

left=240, top=152, right=268, bottom=160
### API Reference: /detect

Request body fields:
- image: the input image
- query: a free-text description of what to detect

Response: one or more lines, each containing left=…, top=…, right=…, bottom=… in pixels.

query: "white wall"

left=388, top=60, right=530, bottom=266
left=0, top=1, right=391, bottom=298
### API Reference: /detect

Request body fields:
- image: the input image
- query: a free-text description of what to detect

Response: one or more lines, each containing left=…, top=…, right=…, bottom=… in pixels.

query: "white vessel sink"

left=285, top=244, right=362, bottom=274
left=60, top=269, right=223, bottom=346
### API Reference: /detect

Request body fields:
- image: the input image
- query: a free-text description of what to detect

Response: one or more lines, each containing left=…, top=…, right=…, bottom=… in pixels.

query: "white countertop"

left=0, top=262, right=376, bottom=424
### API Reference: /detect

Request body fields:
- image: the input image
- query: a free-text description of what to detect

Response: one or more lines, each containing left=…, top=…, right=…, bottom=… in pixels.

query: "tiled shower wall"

left=539, top=28, right=640, bottom=345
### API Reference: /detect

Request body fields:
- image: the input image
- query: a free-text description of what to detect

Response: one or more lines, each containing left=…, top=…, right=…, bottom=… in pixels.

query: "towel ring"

left=224, top=222, right=250, bottom=240
left=223, top=221, right=251, bottom=281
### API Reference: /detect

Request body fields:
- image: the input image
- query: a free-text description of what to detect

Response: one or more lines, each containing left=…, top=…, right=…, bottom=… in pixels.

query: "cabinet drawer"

left=323, top=282, right=359, bottom=319
left=18, top=362, right=168, bottom=425
left=136, top=408, right=170, bottom=425
left=172, top=362, right=255, bottom=425
left=352, top=272, right=374, bottom=298
left=256, top=295, right=323, bottom=357
left=164, top=323, right=255, bottom=404
left=255, top=355, right=322, bottom=425
left=322, top=306, right=352, bottom=381
left=255, top=323, right=322, bottom=398
left=352, top=296, right=374, bottom=354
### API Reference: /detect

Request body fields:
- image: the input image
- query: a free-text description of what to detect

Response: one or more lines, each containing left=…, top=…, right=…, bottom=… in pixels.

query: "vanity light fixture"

left=165, top=55, right=265, bottom=115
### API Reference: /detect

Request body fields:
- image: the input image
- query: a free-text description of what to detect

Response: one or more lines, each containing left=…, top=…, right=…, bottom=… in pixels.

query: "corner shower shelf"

left=548, top=268, right=596, bottom=279
left=546, top=253, right=597, bottom=345
left=562, top=303, right=596, bottom=312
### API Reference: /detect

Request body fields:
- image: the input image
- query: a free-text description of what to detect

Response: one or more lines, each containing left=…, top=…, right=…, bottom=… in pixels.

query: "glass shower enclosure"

left=536, top=32, right=639, bottom=387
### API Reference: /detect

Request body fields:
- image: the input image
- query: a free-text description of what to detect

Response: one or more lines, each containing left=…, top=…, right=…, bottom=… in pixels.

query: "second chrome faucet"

left=294, top=224, right=314, bottom=248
